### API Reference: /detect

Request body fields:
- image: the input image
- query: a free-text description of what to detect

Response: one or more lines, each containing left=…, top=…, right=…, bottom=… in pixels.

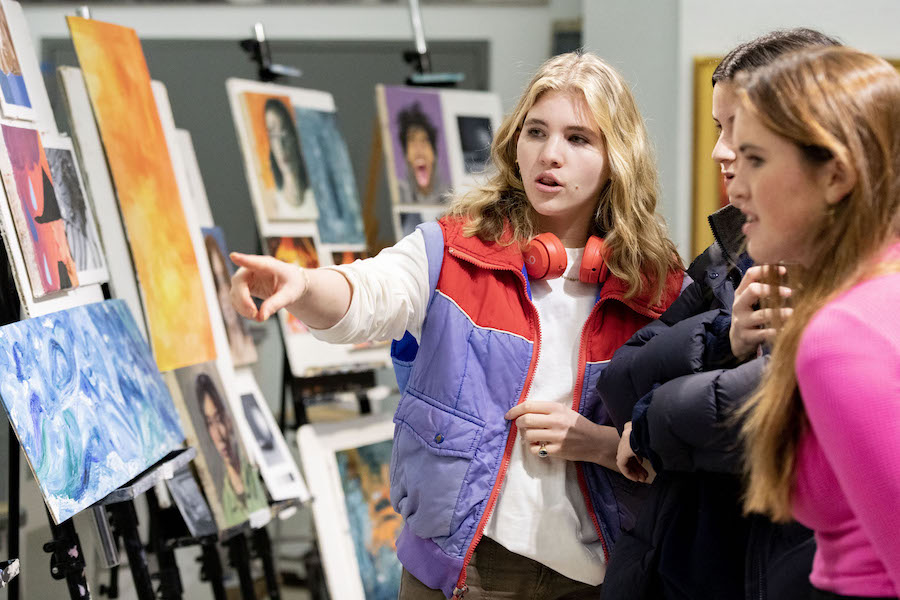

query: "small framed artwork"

left=298, top=414, right=401, bottom=600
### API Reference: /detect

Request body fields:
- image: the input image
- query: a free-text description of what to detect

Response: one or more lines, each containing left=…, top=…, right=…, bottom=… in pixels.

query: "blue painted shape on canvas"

left=0, top=299, right=184, bottom=523
left=294, top=107, right=365, bottom=245
left=336, top=440, right=402, bottom=600
left=0, top=72, right=30, bottom=108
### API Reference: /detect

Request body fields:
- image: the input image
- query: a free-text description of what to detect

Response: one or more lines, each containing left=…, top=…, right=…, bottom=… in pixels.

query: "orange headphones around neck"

left=523, top=232, right=609, bottom=284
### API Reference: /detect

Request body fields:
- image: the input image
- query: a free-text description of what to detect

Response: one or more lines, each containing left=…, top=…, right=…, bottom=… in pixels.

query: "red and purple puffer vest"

left=390, top=217, right=682, bottom=598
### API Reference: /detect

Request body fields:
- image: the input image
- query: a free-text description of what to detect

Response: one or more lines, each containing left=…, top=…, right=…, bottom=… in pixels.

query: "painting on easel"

left=0, top=300, right=185, bottom=523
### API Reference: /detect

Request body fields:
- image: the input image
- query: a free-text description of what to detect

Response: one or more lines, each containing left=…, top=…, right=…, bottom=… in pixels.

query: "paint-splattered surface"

left=0, top=299, right=184, bottom=523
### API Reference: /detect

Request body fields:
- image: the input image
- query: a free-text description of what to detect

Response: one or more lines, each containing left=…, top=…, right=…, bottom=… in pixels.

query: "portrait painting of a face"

left=202, top=227, right=258, bottom=367
left=172, top=362, right=268, bottom=531
left=456, top=116, right=493, bottom=175
left=1, top=124, right=79, bottom=298
left=45, top=141, right=108, bottom=286
left=242, top=92, right=318, bottom=221
left=0, top=1, right=31, bottom=119
left=382, top=86, right=452, bottom=207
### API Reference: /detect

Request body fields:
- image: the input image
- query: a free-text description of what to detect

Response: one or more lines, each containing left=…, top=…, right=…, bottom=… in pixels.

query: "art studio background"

left=2, top=1, right=900, bottom=599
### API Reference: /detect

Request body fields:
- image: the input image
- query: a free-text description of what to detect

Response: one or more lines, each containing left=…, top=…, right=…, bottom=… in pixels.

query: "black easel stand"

left=43, top=512, right=91, bottom=600
left=7, top=423, right=21, bottom=600
left=92, top=448, right=196, bottom=600
left=146, top=489, right=183, bottom=600
left=225, top=529, right=256, bottom=600
left=251, top=526, right=281, bottom=600
left=199, top=539, right=227, bottom=600
left=402, top=0, right=463, bottom=87
left=105, top=501, right=154, bottom=600
left=239, top=22, right=301, bottom=83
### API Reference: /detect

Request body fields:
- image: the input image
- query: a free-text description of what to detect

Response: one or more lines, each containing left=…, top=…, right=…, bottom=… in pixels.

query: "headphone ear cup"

left=580, top=236, right=609, bottom=284
left=524, top=233, right=567, bottom=280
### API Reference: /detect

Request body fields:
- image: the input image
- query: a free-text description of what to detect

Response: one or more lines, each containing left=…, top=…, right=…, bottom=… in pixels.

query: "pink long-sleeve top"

left=792, top=242, right=900, bottom=598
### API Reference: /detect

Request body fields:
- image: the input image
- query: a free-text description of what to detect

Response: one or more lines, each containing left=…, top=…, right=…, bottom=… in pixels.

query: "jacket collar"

left=707, top=204, right=746, bottom=267
left=440, top=217, right=681, bottom=319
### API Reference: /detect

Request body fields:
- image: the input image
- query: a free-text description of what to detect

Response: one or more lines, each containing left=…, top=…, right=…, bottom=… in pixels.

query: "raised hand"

left=729, top=265, right=793, bottom=360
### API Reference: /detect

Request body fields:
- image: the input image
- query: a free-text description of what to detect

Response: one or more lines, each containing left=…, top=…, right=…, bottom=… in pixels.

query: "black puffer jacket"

left=597, top=205, right=815, bottom=600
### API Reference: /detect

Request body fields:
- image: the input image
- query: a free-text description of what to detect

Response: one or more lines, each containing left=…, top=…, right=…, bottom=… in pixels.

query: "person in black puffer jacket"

left=596, top=28, right=840, bottom=600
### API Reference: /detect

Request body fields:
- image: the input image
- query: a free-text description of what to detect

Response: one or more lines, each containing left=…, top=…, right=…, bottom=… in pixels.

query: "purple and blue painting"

left=0, top=299, right=185, bottom=523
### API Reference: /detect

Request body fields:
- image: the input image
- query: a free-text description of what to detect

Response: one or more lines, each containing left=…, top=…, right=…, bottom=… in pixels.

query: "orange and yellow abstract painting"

left=67, top=17, right=214, bottom=372
left=1, top=124, right=78, bottom=297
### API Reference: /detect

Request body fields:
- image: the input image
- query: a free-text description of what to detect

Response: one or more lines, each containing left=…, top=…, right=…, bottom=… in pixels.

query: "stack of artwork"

left=0, top=300, right=185, bottom=523
left=298, top=415, right=400, bottom=600
left=227, top=78, right=389, bottom=376
left=0, top=2, right=107, bottom=319
left=376, top=85, right=503, bottom=238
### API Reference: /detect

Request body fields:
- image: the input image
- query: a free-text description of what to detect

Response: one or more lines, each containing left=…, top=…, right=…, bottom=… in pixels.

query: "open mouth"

left=535, top=173, right=562, bottom=190
left=413, top=162, right=431, bottom=187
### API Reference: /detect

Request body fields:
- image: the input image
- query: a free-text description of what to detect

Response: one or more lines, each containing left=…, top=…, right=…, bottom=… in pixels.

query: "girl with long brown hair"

left=734, top=46, right=900, bottom=599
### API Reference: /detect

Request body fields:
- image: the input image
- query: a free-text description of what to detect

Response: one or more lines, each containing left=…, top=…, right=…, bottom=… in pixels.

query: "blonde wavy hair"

left=739, top=46, right=900, bottom=521
left=447, top=51, right=681, bottom=301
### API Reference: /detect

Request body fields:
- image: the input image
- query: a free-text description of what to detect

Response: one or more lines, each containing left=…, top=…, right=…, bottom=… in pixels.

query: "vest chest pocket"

left=390, top=390, right=485, bottom=540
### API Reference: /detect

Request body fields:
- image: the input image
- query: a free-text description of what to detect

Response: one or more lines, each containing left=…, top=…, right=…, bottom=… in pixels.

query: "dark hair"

left=711, top=28, right=841, bottom=86
left=397, top=101, right=438, bottom=155
left=263, top=97, right=308, bottom=191
left=196, top=372, right=240, bottom=472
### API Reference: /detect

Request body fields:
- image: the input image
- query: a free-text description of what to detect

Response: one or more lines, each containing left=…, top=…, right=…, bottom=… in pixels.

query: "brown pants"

left=398, top=536, right=603, bottom=600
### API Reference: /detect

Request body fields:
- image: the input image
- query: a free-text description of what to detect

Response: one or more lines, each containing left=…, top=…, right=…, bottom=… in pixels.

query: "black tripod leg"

left=226, top=533, right=256, bottom=600
left=251, top=527, right=281, bottom=600
left=106, top=501, right=155, bottom=600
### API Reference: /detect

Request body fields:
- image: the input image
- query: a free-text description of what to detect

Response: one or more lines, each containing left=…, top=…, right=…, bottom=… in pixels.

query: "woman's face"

left=203, top=391, right=231, bottom=464
left=404, top=126, right=436, bottom=190
left=265, top=108, right=289, bottom=167
left=711, top=82, right=740, bottom=196
left=730, top=107, right=831, bottom=266
left=515, top=90, right=610, bottom=236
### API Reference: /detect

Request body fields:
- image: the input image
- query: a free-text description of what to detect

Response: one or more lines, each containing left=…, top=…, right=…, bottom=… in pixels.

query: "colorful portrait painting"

left=294, top=107, right=365, bottom=244
left=241, top=92, right=318, bottom=222
left=171, top=361, right=268, bottom=531
left=266, top=236, right=319, bottom=335
left=0, top=1, right=30, bottom=119
left=0, top=299, right=185, bottom=523
left=382, top=86, right=452, bottom=207
left=201, top=227, right=257, bottom=367
left=0, top=124, right=79, bottom=298
left=67, top=17, right=215, bottom=372
left=337, top=440, right=403, bottom=600
left=45, top=141, right=108, bottom=287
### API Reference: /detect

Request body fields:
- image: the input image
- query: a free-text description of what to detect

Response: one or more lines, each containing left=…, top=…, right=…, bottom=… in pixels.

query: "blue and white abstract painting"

left=0, top=299, right=185, bottom=523
left=294, top=107, right=365, bottom=245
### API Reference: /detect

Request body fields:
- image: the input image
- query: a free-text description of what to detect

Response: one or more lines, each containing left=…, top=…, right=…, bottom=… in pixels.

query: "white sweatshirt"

left=310, top=231, right=606, bottom=585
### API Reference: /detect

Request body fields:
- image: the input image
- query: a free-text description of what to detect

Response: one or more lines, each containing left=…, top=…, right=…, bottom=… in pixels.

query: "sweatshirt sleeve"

left=796, top=300, right=900, bottom=590
left=307, top=229, right=430, bottom=345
